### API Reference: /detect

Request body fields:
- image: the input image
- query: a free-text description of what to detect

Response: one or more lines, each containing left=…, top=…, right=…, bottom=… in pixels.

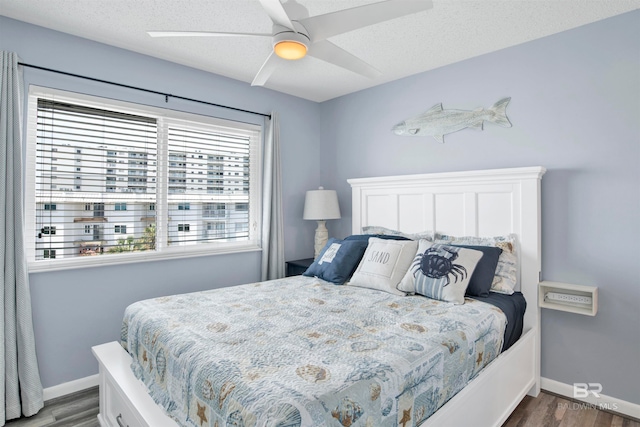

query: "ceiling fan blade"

left=258, top=0, right=296, bottom=30
left=300, top=0, right=433, bottom=42
left=308, top=40, right=382, bottom=79
left=251, top=52, right=280, bottom=87
left=148, top=31, right=271, bottom=38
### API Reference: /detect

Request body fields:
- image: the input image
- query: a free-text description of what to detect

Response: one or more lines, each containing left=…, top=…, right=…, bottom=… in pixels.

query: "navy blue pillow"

left=452, top=245, right=503, bottom=297
left=344, top=234, right=410, bottom=241
left=303, top=238, right=369, bottom=285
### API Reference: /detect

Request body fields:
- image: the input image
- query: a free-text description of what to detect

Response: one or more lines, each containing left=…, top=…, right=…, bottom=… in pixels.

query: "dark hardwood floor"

left=4, top=387, right=638, bottom=427
left=503, top=391, right=639, bottom=427
left=4, top=387, right=99, bottom=427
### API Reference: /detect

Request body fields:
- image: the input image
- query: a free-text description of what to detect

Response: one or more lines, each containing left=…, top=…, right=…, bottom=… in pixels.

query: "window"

left=93, top=203, right=105, bottom=218
left=207, top=222, right=224, bottom=231
left=26, top=87, right=262, bottom=270
left=204, top=203, right=226, bottom=218
left=43, top=249, right=56, bottom=259
left=42, top=226, right=56, bottom=235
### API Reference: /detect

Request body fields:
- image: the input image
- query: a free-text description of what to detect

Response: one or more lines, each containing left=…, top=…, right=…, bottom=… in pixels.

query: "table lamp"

left=303, top=187, right=341, bottom=257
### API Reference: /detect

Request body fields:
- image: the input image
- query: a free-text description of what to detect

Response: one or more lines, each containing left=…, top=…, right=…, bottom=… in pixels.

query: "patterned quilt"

left=122, top=276, right=506, bottom=427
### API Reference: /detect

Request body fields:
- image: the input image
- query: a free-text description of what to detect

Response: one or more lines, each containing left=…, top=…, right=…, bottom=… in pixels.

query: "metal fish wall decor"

left=392, top=97, right=512, bottom=143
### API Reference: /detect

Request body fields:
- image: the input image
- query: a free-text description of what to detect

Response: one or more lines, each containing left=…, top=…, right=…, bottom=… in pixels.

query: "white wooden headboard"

left=348, top=166, right=545, bottom=343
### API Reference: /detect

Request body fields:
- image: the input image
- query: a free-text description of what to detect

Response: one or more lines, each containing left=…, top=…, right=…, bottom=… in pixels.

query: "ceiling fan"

left=148, top=0, right=433, bottom=86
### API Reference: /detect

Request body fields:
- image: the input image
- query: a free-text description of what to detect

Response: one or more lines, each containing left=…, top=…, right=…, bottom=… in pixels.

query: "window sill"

left=28, top=244, right=262, bottom=273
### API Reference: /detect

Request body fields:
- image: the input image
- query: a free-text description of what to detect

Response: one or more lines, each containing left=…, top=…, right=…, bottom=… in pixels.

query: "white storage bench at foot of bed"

left=93, top=342, right=179, bottom=427
left=93, top=327, right=537, bottom=427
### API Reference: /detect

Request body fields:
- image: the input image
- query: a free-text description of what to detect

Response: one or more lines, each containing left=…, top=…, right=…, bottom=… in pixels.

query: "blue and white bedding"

left=122, top=275, right=507, bottom=427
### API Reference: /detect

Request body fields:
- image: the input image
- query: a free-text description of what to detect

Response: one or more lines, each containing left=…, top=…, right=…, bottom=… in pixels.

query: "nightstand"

left=286, top=258, right=314, bottom=277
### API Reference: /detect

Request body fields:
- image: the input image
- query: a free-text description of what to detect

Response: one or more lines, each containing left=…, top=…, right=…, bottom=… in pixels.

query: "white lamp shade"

left=303, top=188, right=341, bottom=220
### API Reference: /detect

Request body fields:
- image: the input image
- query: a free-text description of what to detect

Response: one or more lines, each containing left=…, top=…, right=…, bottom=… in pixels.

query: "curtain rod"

left=18, top=62, right=271, bottom=119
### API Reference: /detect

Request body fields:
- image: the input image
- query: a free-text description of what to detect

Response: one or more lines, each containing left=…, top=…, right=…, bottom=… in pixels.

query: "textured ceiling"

left=1, top=0, right=639, bottom=102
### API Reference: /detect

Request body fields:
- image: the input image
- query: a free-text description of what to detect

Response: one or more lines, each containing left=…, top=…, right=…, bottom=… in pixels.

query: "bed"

left=93, top=166, right=545, bottom=427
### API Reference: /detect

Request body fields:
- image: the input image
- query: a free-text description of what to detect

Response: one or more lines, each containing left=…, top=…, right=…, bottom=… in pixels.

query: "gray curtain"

left=1, top=51, right=44, bottom=425
left=261, top=112, right=285, bottom=281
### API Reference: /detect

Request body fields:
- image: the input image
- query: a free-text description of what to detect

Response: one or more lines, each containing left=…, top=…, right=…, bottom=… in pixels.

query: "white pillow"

left=348, top=238, right=418, bottom=296
left=398, top=240, right=483, bottom=304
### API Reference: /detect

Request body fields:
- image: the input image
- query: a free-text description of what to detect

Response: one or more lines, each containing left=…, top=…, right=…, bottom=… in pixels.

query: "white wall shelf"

left=539, top=281, right=598, bottom=316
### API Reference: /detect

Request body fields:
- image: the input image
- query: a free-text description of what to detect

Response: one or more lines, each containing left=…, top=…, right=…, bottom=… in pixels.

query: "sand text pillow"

left=348, top=238, right=418, bottom=295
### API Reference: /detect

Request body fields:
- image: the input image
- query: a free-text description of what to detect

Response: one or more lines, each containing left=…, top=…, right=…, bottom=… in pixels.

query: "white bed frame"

left=349, top=166, right=545, bottom=426
left=93, top=166, right=545, bottom=427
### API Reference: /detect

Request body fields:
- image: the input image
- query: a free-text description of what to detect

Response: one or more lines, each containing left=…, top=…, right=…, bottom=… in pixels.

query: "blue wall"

left=1, top=16, right=322, bottom=388
left=2, top=9, right=639, bottom=406
left=320, top=11, right=640, bottom=405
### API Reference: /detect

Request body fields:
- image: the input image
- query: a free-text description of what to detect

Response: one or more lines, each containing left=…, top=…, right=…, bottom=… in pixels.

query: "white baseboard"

left=541, top=377, right=640, bottom=420
left=43, top=374, right=99, bottom=402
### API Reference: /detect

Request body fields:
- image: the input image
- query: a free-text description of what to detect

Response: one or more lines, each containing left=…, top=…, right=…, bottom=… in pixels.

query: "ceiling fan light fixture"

left=272, top=30, right=310, bottom=60
left=274, top=40, right=307, bottom=60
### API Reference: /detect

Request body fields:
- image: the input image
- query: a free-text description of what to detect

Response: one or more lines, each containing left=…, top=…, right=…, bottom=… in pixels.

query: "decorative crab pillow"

left=435, top=234, right=518, bottom=294
left=398, top=240, right=483, bottom=304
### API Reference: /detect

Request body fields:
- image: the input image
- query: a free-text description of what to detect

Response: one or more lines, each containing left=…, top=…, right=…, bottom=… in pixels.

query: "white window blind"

left=34, top=98, right=157, bottom=260
left=165, top=124, right=251, bottom=246
left=26, top=87, right=262, bottom=271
